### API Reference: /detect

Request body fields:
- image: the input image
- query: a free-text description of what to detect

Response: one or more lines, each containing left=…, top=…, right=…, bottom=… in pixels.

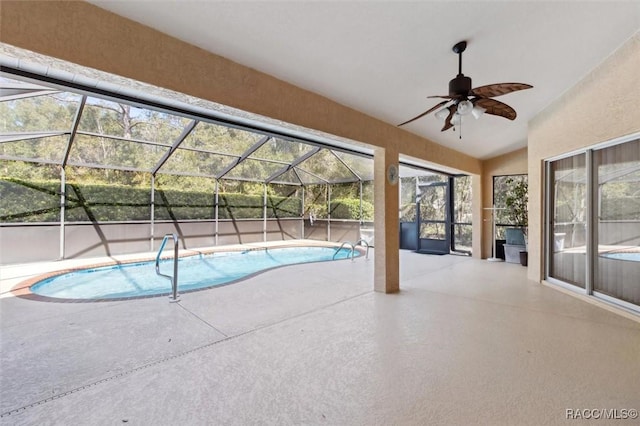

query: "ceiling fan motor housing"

left=449, top=75, right=472, bottom=98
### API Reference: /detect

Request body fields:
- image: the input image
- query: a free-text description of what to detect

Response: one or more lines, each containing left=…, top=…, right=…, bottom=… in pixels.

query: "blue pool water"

left=30, top=246, right=359, bottom=300
left=601, top=252, right=640, bottom=262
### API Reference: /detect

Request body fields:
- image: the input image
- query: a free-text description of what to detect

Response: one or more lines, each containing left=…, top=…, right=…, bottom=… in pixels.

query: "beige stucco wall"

left=481, top=147, right=528, bottom=258
left=528, top=33, right=640, bottom=282
left=374, top=147, right=400, bottom=293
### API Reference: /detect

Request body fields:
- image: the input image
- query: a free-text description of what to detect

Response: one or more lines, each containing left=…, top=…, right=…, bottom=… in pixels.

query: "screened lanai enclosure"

left=0, top=72, right=473, bottom=265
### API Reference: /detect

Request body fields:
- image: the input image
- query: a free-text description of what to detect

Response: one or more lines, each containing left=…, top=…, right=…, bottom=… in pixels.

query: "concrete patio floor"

left=1, top=247, right=639, bottom=425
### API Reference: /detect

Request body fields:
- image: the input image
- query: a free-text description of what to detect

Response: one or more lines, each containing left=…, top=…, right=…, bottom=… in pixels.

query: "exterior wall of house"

left=527, top=33, right=640, bottom=282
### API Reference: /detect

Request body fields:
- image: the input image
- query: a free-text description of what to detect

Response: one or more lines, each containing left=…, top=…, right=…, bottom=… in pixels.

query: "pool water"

left=30, top=246, right=359, bottom=300
left=600, top=252, right=640, bottom=262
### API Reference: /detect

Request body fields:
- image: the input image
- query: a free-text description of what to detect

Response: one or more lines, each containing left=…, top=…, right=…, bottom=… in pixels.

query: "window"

left=493, top=174, right=527, bottom=240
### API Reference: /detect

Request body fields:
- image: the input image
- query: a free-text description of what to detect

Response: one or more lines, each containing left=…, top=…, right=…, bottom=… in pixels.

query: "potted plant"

left=504, top=177, right=528, bottom=266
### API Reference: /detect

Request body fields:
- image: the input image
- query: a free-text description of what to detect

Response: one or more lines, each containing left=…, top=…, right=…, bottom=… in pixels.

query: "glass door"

left=594, top=139, right=640, bottom=306
left=451, top=175, right=472, bottom=255
left=547, top=153, right=587, bottom=288
left=546, top=135, right=639, bottom=311
left=416, top=181, right=450, bottom=254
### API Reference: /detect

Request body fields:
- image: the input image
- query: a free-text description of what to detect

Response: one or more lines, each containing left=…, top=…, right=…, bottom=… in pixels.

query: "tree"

left=504, top=177, right=528, bottom=231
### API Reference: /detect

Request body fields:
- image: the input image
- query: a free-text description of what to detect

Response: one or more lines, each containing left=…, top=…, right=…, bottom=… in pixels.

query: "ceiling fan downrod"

left=452, top=41, right=467, bottom=76
left=449, top=41, right=471, bottom=97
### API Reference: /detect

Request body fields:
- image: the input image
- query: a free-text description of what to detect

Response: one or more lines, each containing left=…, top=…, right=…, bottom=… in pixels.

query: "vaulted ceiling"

left=89, top=1, right=639, bottom=159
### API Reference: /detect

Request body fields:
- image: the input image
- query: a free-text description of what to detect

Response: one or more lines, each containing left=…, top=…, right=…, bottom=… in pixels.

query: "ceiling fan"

left=398, top=41, right=532, bottom=134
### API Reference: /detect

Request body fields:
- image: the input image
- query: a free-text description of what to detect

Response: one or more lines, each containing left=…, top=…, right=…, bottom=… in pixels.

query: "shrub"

left=0, top=178, right=304, bottom=222
left=329, top=198, right=374, bottom=221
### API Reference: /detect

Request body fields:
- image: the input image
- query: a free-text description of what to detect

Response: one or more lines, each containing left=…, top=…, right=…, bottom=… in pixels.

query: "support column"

left=327, top=184, right=331, bottom=241
left=373, top=147, right=400, bottom=293
left=214, top=180, right=219, bottom=246
left=471, top=174, right=483, bottom=259
left=59, top=167, right=66, bottom=260
left=301, top=185, right=305, bottom=239
left=150, top=175, right=155, bottom=252
left=359, top=180, right=363, bottom=224
left=263, top=183, right=268, bottom=242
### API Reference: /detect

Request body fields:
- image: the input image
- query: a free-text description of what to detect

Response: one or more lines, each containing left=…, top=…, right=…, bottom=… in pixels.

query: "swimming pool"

left=29, top=246, right=361, bottom=301
left=600, top=252, right=640, bottom=262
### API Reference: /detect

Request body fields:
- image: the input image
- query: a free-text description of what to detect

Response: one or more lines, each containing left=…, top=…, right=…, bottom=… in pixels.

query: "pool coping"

left=11, top=240, right=366, bottom=303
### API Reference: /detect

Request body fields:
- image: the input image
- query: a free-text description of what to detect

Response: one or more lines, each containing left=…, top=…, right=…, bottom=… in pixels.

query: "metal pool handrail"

left=354, top=239, right=370, bottom=260
left=155, top=233, right=179, bottom=302
left=333, top=241, right=356, bottom=261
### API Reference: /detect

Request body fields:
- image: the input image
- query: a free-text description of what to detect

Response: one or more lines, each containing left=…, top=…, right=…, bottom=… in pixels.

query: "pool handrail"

left=333, top=241, right=356, bottom=261
left=354, top=239, right=370, bottom=260
left=155, top=233, right=179, bottom=302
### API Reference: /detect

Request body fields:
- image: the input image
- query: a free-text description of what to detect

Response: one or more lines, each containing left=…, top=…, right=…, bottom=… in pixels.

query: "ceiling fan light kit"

left=457, top=100, right=473, bottom=115
left=398, top=40, right=533, bottom=138
left=434, top=108, right=449, bottom=120
left=471, top=105, right=486, bottom=119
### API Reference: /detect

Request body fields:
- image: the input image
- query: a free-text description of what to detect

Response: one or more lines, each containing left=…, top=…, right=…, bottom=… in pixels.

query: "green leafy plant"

left=504, top=177, right=528, bottom=234
left=329, top=198, right=374, bottom=221
left=1, top=177, right=376, bottom=222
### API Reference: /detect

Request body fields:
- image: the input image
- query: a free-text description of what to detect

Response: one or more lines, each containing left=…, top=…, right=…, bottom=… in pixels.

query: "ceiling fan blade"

left=471, top=83, right=533, bottom=98
left=427, top=95, right=454, bottom=99
left=441, top=104, right=457, bottom=131
left=474, top=98, right=517, bottom=120
left=397, top=100, right=449, bottom=127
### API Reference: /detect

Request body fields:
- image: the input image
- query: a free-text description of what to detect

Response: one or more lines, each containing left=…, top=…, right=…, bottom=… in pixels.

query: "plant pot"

left=506, top=228, right=526, bottom=246
left=503, top=244, right=526, bottom=263
left=519, top=251, right=528, bottom=267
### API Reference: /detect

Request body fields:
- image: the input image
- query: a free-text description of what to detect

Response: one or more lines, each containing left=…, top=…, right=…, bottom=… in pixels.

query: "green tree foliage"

left=453, top=176, right=473, bottom=250
left=0, top=177, right=302, bottom=222
left=0, top=177, right=61, bottom=222
left=329, top=198, right=374, bottom=221
left=0, top=93, right=80, bottom=163
left=504, top=177, right=528, bottom=228
left=1, top=84, right=372, bottom=224
left=494, top=175, right=528, bottom=226
left=600, top=178, right=640, bottom=221
left=0, top=160, right=60, bottom=181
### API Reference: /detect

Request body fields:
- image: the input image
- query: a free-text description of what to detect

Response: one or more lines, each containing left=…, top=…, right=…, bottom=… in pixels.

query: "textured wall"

left=528, top=33, right=640, bottom=282
left=374, top=147, right=400, bottom=293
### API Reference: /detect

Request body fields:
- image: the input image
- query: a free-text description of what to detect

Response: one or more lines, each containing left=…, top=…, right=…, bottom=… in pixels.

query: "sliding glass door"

left=594, top=139, right=640, bottom=306
left=546, top=135, right=640, bottom=310
left=548, top=154, right=587, bottom=288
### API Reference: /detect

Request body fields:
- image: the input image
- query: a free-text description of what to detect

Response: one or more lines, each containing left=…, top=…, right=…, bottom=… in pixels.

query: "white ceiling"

left=90, top=1, right=639, bottom=159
